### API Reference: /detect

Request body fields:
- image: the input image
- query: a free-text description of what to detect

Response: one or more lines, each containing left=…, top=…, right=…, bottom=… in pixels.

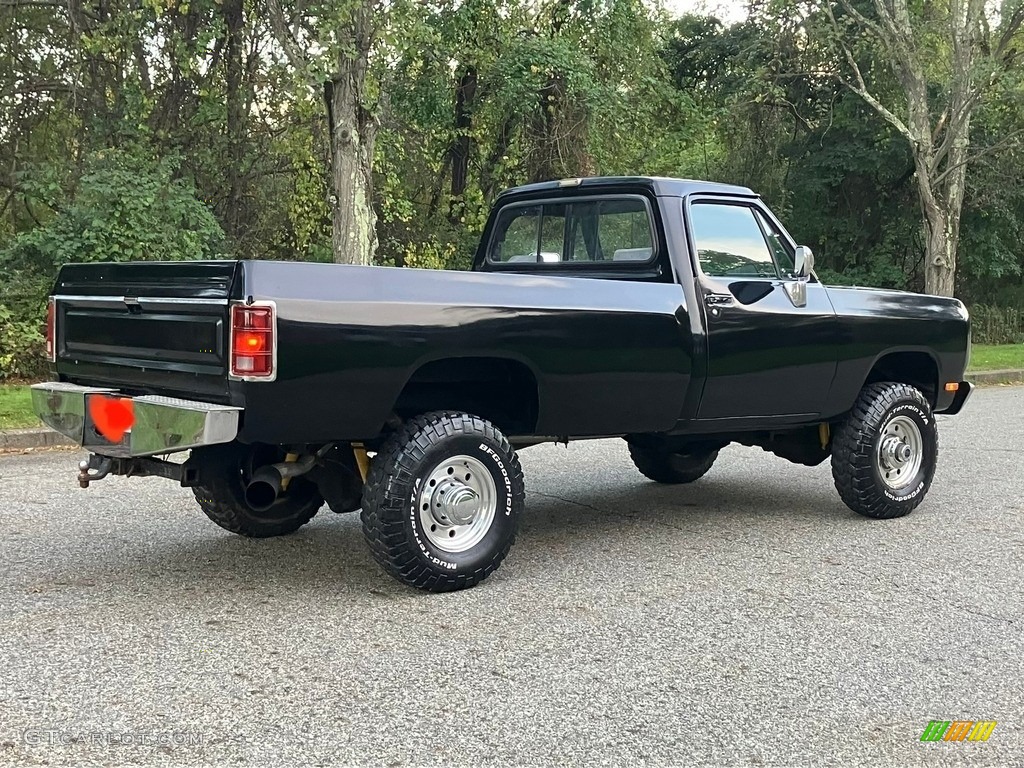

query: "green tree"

left=817, top=0, right=1024, bottom=296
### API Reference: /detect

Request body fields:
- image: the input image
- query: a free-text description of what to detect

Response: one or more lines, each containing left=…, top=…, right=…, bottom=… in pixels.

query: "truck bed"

left=50, top=259, right=696, bottom=443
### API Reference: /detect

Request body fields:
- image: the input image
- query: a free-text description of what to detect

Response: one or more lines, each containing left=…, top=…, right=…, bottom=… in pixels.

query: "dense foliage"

left=1, top=0, right=1022, bottom=377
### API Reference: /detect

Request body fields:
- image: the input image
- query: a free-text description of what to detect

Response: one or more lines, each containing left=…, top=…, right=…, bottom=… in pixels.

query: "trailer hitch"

left=78, top=453, right=201, bottom=488
left=78, top=455, right=113, bottom=488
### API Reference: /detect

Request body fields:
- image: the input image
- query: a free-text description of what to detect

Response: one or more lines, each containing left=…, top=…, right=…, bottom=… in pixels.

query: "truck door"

left=685, top=198, right=837, bottom=420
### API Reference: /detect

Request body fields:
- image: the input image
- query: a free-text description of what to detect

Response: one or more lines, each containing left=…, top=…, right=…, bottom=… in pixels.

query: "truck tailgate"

left=53, top=261, right=240, bottom=402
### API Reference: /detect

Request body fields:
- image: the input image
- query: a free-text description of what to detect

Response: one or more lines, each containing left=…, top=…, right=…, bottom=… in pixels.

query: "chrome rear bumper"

left=31, top=382, right=240, bottom=457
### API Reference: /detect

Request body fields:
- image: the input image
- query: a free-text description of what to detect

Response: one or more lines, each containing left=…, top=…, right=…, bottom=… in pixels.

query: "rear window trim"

left=485, top=193, right=659, bottom=270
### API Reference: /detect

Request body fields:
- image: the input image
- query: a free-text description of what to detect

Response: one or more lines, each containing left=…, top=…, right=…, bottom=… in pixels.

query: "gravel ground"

left=0, top=386, right=1021, bottom=767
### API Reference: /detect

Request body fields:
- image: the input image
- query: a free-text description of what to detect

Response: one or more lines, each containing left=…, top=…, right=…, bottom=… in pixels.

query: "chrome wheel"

left=876, top=414, right=923, bottom=490
left=417, top=455, right=497, bottom=553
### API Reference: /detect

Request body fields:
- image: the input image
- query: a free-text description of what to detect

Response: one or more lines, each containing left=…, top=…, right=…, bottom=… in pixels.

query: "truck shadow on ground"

left=28, top=476, right=861, bottom=602
left=524, top=475, right=848, bottom=525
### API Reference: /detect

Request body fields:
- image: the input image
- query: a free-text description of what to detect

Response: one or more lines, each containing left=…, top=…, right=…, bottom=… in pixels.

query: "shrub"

left=969, top=304, right=1024, bottom=345
left=0, top=148, right=224, bottom=380
left=0, top=301, right=46, bottom=381
left=2, top=148, right=223, bottom=274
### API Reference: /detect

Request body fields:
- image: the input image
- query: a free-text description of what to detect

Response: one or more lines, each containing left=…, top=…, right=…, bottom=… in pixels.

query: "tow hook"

left=79, top=455, right=113, bottom=488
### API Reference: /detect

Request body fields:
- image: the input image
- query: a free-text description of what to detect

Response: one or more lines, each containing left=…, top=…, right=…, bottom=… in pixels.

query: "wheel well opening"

left=865, top=351, right=939, bottom=406
left=394, top=357, right=539, bottom=436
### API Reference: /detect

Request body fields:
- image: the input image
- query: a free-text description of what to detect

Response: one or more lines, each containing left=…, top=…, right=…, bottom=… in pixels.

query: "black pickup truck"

left=33, top=176, right=973, bottom=591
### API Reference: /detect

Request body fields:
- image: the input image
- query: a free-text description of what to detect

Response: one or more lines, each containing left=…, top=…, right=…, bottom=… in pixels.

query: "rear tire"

left=191, top=443, right=323, bottom=538
left=627, top=442, right=718, bottom=484
left=831, top=382, right=938, bottom=519
left=361, top=411, right=524, bottom=592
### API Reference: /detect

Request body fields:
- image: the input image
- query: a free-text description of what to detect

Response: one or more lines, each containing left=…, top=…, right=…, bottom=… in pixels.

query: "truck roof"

left=498, top=176, right=757, bottom=199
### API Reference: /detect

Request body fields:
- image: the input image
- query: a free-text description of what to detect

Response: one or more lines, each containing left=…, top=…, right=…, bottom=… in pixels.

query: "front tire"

left=361, top=412, right=524, bottom=592
left=191, top=443, right=323, bottom=538
left=831, top=382, right=938, bottom=519
left=627, top=442, right=718, bottom=484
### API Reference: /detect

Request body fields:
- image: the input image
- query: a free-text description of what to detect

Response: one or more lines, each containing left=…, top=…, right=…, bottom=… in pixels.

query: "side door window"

left=689, top=203, right=779, bottom=279
left=755, top=209, right=795, bottom=276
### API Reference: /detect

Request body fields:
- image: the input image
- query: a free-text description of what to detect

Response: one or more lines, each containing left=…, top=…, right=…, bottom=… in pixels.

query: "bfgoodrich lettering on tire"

left=832, top=382, right=938, bottom=519
left=360, top=411, right=525, bottom=592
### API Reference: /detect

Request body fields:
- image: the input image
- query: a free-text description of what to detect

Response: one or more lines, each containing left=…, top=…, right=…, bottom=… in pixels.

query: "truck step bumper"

left=31, top=382, right=240, bottom=457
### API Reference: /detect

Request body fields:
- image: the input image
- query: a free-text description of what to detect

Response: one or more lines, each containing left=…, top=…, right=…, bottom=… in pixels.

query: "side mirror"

left=794, top=246, right=815, bottom=279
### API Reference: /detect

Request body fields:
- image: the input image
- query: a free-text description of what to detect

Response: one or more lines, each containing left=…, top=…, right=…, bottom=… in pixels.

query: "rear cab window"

left=487, top=196, right=657, bottom=268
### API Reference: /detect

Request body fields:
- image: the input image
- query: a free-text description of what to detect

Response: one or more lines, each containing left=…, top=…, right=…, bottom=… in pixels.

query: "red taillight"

left=45, top=298, right=56, bottom=362
left=234, top=331, right=267, bottom=354
left=230, top=304, right=275, bottom=379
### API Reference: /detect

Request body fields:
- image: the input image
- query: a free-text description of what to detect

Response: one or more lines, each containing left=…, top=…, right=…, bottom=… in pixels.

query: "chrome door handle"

left=704, top=293, right=732, bottom=306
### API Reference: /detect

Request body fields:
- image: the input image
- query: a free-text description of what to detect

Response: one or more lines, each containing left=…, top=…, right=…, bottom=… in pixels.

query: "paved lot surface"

left=1, top=387, right=1022, bottom=767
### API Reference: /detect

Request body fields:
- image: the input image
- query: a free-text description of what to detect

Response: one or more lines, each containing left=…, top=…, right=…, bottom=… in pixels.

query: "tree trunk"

left=447, top=66, right=477, bottom=226
left=481, top=115, right=517, bottom=201
left=223, top=0, right=245, bottom=246
left=325, top=4, right=377, bottom=265
left=917, top=170, right=965, bottom=297
left=910, top=114, right=970, bottom=297
left=265, top=0, right=379, bottom=265
left=920, top=199, right=957, bottom=296
left=527, top=72, right=594, bottom=183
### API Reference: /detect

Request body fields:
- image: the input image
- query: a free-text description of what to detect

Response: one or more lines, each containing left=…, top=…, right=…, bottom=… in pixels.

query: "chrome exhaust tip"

left=243, top=452, right=321, bottom=511
left=245, top=466, right=283, bottom=511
